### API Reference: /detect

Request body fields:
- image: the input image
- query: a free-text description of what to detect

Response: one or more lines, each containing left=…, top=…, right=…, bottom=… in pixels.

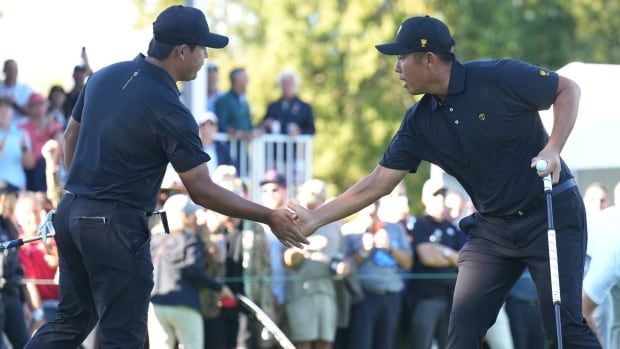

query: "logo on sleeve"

left=478, top=113, right=486, bottom=121
left=539, top=69, right=550, bottom=77
left=420, top=38, right=428, bottom=48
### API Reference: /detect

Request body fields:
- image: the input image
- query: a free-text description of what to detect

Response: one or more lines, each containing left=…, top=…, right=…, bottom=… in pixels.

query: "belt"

left=65, top=192, right=170, bottom=234
left=494, top=178, right=577, bottom=218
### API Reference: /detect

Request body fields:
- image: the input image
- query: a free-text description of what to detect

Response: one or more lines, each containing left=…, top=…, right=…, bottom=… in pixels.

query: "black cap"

left=376, top=16, right=454, bottom=55
left=0, top=180, right=19, bottom=194
left=153, top=5, right=229, bottom=48
left=260, top=169, right=287, bottom=188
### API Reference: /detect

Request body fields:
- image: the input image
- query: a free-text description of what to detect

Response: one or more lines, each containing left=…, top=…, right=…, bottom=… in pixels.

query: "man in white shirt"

left=0, top=59, right=33, bottom=119
left=583, top=204, right=620, bottom=348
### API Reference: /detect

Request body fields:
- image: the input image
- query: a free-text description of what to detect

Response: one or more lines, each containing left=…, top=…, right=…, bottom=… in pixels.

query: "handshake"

left=266, top=203, right=319, bottom=249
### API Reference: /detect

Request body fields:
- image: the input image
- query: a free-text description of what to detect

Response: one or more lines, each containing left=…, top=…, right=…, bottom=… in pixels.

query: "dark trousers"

left=410, top=297, right=450, bottom=349
left=0, top=289, right=29, bottom=349
left=347, top=292, right=401, bottom=349
left=204, top=308, right=240, bottom=349
left=447, top=188, right=601, bottom=349
left=505, top=296, right=547, bottom=349
left=25, top=194, right=154, bottom=349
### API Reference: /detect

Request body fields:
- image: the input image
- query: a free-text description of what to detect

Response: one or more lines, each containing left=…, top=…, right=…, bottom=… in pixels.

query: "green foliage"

left=132, top=0, right=620, bottom=214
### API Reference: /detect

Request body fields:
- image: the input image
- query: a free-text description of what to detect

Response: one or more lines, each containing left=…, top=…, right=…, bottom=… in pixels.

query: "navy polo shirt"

left=381, top=59, right=572, bottom=216
left=66, top=54, right=210, bottom=212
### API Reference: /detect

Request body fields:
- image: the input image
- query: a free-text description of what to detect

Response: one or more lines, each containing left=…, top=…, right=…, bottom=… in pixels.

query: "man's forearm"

left=64, top=118, right=81, bottom=170
left=182, top=164, right=272, bottom=223
left=313, top=166, right=406, bottom=227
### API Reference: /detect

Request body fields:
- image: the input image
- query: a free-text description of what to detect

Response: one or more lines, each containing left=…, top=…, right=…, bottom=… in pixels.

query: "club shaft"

left=543, top=174, right=563, bottom=348
left=555, top=302, right=563, bottom=349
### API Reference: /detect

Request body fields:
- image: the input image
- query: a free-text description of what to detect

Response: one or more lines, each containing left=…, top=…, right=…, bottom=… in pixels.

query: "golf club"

left=536, top=159, right=563, bottom=349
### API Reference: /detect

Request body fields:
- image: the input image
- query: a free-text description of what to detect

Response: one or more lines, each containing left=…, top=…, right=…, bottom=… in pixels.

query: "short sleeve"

left=155, top=107, right=211, bottom=173
left=494, top=60, right=559, bottom=111
left=379, top=106, right=422, bottom=172
left=71, top=85, right=86, bottom=122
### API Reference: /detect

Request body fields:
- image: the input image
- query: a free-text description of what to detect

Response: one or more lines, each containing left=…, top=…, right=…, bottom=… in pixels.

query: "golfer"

left=291, top=16, right=601, bottom=349
left=25, top=5, right=306, bottom=349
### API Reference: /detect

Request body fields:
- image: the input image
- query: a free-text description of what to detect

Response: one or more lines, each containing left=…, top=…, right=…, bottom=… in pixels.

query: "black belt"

left=65, top=192, right=170, bottom=234
left=492, top=178, right=577, bottom=218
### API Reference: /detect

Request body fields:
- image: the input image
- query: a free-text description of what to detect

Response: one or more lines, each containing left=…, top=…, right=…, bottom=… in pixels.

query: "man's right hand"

left=268, top=208, right=308, bottom=248
left=287, top=202, right=320, bottom=238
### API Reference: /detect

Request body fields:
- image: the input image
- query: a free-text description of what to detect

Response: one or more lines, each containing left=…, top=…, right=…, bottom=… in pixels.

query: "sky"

left=0, top=0, right=152, bottom=93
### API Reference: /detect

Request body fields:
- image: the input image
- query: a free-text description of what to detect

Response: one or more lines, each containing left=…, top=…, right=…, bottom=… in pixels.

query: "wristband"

left=442, top=247, right=452, bottom=258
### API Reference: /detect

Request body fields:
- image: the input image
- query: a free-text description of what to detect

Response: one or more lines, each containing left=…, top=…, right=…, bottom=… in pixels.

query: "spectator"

left=0, top=181, right=29, bottom=349
left=215, top=67, right=253, bottom=139
left=47, top=85, right=67, bottom=127
left=583, top=182, right=609, bottom=214
left=505, top=270, right=546, bottom=349
left=408, top=179, right=467, bottom=349
left=259, top=171, right=289, bottom=321
left=62, top=47, right=93, bottom=119
left=342, top=201, right=412, bottom=349
left=148, top=194, right=233, bottom=349
left=0, top=59, right=32, bottom=118
left=283, top=179, right=342, bottom=349
left=241, top=210, right=275, bottom=348
left=19, top=93, right=63, bottom=192
left=261, top=69, right=315, bottom=136
left=583, top=196, right=620, bottom=348
left=206, top=62, right=223, bottom=112
left=197, top=111, right=235, bottom=174
left=0, top=97, right=35, bottom=190
left=200, top=172, right=246, bottom=349
left=14, top=192, right=59, bottom=332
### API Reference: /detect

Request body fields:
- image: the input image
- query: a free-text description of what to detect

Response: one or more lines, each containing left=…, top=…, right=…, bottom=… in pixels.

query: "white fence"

left=213, top=133, right=314, bottom=200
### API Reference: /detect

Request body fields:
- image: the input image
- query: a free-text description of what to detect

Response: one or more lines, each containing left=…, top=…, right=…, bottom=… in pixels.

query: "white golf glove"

left=37, top=210, right=56, bottom=244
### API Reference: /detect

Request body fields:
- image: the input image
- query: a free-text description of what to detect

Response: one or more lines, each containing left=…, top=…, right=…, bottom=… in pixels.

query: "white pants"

left=148, top=303, right=204, bottom=349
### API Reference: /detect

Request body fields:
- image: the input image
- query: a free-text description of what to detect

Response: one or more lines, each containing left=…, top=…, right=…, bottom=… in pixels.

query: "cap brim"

left=205, top=32, right=229, bottom=49
left=375, top=42, right=412, bottom=55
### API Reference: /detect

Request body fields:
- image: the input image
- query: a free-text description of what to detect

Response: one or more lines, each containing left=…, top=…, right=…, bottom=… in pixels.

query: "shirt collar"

left=135, top=54, right=180, bottom=96
left=429, top=60, right=466, bottom=111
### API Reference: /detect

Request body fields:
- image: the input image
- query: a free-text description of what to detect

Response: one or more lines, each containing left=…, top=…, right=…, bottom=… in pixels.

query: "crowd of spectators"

left=1, top=54, right=619, bottom=349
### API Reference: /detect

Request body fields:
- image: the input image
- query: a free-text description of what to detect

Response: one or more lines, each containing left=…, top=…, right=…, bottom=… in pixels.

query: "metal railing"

left=213, top=133, right=314, bottom=200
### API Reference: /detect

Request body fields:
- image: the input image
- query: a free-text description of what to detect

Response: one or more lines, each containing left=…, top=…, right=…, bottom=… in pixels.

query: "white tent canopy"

left=540, top=62, right=620, bottom=170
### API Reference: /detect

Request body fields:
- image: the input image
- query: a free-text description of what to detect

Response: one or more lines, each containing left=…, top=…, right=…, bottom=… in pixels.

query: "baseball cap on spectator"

left=260, top=169, right=287, bottom=188
left=163, top=194, right=200, bottom=215
left=422, top=178, right=447, bottom=199
left=375, top=15, right=455, bottom=55
left=153, top=5, right=229, bottom=49
left=196, top=111, right=218, bottom=125
left=0, top=180, right=20, bottom=195
left=28, top=93, right=46, bottom=106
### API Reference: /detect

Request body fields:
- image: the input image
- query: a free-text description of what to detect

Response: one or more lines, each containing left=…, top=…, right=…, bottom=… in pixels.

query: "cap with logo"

left=153, top=5, right=229, bottom=49
left=375, top=15, right=454, bottom=55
